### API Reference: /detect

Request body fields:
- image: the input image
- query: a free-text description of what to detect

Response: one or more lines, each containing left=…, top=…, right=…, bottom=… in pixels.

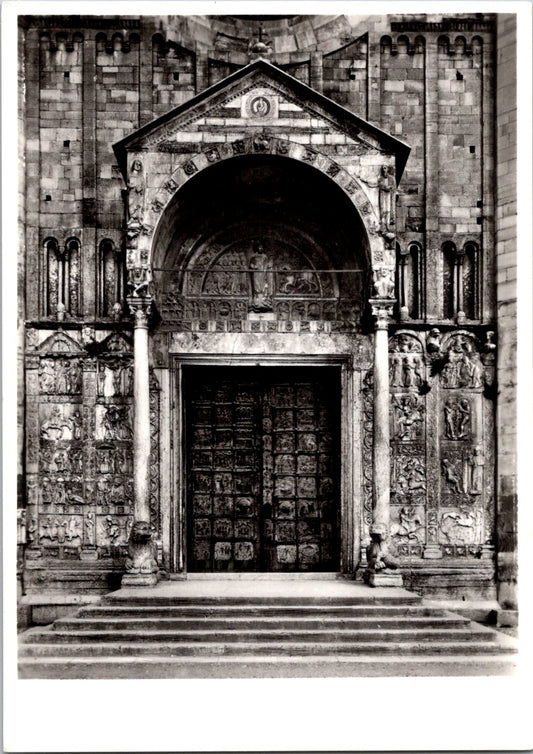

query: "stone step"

left=22, top=626, right=492, bottom=644
left=18, top=653, right=519, bottom=679
left=54, top=615, right=469, bottom=631
left=78, top=604, right=435, bottom=619
left=101, top=594, right=423, bottom=607
left=19, top=638, right=515, bottom=658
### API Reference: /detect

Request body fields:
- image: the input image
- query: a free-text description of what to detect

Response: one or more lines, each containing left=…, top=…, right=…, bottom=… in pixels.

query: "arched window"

left=44, top=237, right=60, bottom=316
left=442, top=240, right=479, bottom=320
left=396, top=241, right=422, bottom=320
left=462, top=241, right=479, bottom=320
left=65, top=237, right=80, bottom=316
left=98, top=239, right=125, bottom=316
left=44, top=237, right=80, bottom=317
left=442, top=241, right=456, bottom=319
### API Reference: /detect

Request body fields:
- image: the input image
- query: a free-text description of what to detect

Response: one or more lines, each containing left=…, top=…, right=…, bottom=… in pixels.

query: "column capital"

left=127, top=295, right=153, bottom=328
left=370, top=299, right=394, bottom=329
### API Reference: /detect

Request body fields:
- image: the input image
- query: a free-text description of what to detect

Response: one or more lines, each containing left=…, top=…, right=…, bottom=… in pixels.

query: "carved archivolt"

left=124, top=135, right=393, bottom=281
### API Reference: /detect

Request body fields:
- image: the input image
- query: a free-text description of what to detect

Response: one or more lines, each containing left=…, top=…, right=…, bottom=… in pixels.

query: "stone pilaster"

left=366, top=300, right=402, bottom=587
left=122, top=296, right=158, bottom=586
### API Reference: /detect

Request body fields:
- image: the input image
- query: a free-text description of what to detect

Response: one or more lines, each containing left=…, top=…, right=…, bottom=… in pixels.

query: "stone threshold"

left=184, top=572, right=345, bottom=581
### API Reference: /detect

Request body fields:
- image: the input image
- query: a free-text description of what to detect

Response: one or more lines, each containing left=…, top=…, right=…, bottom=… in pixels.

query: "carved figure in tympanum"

left=277, top=268, right=319, bottom=296
left=441, top=335, right=483, bottom=389
left=248, top=242, right=274, bottom=312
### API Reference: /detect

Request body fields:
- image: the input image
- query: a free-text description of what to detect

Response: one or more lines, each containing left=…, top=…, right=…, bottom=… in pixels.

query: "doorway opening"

left=183, top=366, right=341, bottom=572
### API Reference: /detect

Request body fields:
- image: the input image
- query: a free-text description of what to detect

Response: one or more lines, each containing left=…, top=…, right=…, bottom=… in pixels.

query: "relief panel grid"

left=185, top=368, right=340, bottom=572
left=186, top=374, right=262, bottom=571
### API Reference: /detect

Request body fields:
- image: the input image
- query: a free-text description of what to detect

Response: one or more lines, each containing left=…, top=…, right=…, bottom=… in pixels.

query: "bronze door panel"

left=184, top=367, right=340, bottom=572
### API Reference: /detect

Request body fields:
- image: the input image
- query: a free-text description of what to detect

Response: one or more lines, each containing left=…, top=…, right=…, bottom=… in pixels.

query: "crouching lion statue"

left=125, top=520, right=158, bottom=574
left=366, top=527, right=400, bottom=572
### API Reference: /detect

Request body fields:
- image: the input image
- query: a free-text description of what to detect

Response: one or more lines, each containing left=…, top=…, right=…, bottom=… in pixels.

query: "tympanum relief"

left=157, top=235, right=361, bottom=331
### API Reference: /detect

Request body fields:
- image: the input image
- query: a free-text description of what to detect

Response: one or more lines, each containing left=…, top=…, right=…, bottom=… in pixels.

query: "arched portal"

left=148, top=154, right=373, bottom=575
left=151, top=154, right=371, bottom=328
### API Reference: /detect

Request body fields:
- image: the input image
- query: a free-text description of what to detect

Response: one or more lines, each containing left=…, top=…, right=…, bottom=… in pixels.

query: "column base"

left=364, top=570, right=403, bottom=587
left=121, top=572, right=159, bottom=587
left=80, top=548, right=98, bottom=562
left=25, top=549, right=43, bottom=560
left=423, top=544, right=443, bottom=559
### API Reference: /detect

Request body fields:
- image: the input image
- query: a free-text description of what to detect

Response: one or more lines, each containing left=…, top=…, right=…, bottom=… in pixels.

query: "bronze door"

left=185, top=367, right=340, bottom=572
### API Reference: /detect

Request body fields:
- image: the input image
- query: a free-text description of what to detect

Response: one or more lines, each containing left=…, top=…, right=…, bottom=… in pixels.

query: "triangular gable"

left=114, top=59, right=410, bottom=179
left=38, top=331, right=84, bottom=355
left=99, top=332, right=133, bottom=354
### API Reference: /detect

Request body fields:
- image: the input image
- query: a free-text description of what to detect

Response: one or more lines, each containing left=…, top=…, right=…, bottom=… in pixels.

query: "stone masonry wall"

left=495, top=15, right=517, bottom=609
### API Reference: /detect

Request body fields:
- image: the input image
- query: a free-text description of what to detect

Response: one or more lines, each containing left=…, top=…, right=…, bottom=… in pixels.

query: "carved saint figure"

left=389, top=349, right=402, bottom=387
left=112, top=365, right=123, bottom=396
left=378, top=165, right=395, bottom=232
left=444, top=398, right=456, bottom=441
left=372, top=267, right=395, bottom=298
left=248, top=242, right=274, bottom=312
left=39, top=359, right=56, bottom=393
left=65, top=360, right=81, bottom=393
left=97, top=364, right=107, bottom=396
left=85, top=512, right=95, bottom=543
left=466, top=445, right=484, bottom=495
left=455, top=398, right=471, bottom=439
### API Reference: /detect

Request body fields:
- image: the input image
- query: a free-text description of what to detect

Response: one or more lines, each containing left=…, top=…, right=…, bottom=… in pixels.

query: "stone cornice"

left=19, top=15, right=141, bottom=30
left=390, top=18, right=494, bottom=33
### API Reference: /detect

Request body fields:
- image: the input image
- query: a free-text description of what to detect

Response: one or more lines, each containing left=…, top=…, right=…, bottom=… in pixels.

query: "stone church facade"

left=17, top=14, right=517, bottom=617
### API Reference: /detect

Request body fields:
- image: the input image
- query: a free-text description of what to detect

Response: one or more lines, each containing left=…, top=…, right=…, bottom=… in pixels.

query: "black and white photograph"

left=3, top=2, right=532, bottom=751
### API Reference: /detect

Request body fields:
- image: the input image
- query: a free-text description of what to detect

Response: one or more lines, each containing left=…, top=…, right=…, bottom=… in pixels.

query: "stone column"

left=122, top=295, right=159, bottom=586
left=365, top=300, right=402, bottom=587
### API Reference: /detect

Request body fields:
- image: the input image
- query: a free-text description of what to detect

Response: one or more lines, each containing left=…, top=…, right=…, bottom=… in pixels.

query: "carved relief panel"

left=389, top=332, right=427, bottom=557
left=378, top=329, right=494, bottom=561
left=437, top=332, right=489, bottom=556
left=25, top=330, right=161, bottom=563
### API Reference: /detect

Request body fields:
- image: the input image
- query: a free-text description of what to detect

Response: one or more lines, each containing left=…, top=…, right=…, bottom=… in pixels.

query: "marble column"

left=365, top=300, right=402, bottom=586
left=122, top=295, right=158, bottom=586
